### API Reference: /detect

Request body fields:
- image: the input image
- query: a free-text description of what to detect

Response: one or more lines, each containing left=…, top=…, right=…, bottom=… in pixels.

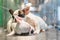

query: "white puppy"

left=25, top=12, right=48, bottom=34
left=13, top=9, right=48, bottom=34
left=7, top=8, right=48, bottom=35
left=7, top=16, right=34, bottom=36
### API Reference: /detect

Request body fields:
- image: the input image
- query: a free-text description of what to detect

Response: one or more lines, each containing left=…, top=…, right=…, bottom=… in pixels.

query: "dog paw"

left=33, top=31, right=39, bottom=35
left=40, top=29, right=45, bottom=33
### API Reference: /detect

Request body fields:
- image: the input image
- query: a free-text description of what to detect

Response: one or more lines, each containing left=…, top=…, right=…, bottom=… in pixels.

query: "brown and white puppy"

left=21, top=6, right=48, bottom=34
left=7, top=9, right=16, bottom=33
left=7, top=9, right=34, bottom=36
left=7, top=7, right=48, bottom=35
left=7, top=9, right=25, bottom=33
left=7, top=18, right=34, bottom=36
left=13, top=7, right=48, bottom=34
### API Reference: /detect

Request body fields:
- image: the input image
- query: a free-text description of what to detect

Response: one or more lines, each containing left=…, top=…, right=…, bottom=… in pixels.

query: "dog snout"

left=18, top=10, right=25, bottom=18
left=18, top=14, right=25, bottom=18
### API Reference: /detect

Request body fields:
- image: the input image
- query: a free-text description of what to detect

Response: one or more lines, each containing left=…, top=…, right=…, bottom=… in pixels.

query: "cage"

left=0, top=0, right=60, bottom=40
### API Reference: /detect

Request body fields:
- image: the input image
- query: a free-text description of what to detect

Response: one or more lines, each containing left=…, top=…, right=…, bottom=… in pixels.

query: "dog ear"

left=9, top=9, right=14, bottom=15
left=22, top=7, right=30, bottom=13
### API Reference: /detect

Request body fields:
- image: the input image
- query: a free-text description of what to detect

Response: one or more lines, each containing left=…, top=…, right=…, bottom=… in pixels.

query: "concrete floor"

left=0, top=28, right=46, bottom=40
left=46, top=28, right=60, bottom=40
left=0, top=27, right=60, bottom=40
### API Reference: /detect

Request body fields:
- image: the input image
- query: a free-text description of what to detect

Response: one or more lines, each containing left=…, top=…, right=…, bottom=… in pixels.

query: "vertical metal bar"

left=56, top=29, right=59, bottom=40
left=56, top=0, right=60, bottom=40
left=45, top=31, right=48, bottom=40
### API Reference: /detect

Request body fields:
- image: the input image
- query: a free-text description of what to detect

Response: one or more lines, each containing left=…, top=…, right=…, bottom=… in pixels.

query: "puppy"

left=7, top=9, right=34, bottom=36
left=7, top=9, right=48, bottom=35
left=7, top=18, right=34, bottom=36
left=7, top=9, right=25, bottom=33
left=7, top=9, right=16, bottom=33
left=25, top=13, right=48, bottom=34
left=15, top=9, right=48, bottom=34
left=20, top=8, right=48, bottom=34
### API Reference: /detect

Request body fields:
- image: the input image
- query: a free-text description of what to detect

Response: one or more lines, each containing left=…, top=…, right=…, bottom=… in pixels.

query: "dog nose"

left=18, top=14, right=25, bottom=18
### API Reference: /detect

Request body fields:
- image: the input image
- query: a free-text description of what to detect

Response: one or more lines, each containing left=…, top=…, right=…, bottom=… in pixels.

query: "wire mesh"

left=0, top=0, right=60, bottom=40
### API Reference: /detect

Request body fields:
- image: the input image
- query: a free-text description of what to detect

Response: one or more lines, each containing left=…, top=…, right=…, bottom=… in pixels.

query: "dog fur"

left=7, top=9, right=48, bottom=36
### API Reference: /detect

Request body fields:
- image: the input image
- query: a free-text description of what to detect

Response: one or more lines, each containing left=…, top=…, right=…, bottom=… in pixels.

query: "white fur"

left=7, top=18, right=17, bottom=33
left=7, top=19, right=34, bottom=36
left=25, top=12, right=48, bottom=34
left=13, top=9, right=48, bottom=34
left=15, top=20, right=34, bottom=35
left=7, top=9, right=48, bottom=36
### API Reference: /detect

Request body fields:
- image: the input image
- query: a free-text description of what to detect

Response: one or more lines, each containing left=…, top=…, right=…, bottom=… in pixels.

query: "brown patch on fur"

left=22, top=7, right=30, bottom=13
left=26, top=17, right=36, bottom=29
left=18, top=10, right=24, bottom=14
